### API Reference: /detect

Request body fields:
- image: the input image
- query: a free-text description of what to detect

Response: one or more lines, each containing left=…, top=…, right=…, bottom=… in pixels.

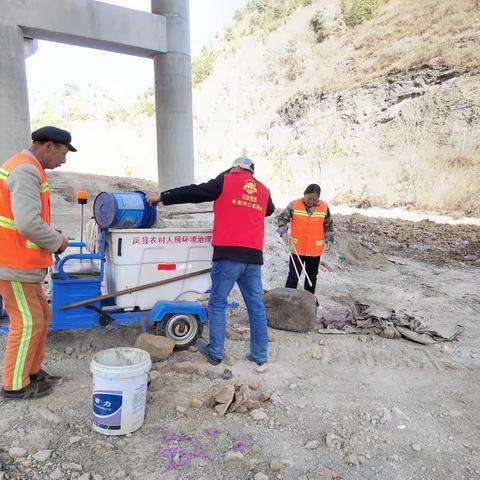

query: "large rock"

left=134, top=333, right=175, bottom=360
left=263, top=288, right=316, bottom=332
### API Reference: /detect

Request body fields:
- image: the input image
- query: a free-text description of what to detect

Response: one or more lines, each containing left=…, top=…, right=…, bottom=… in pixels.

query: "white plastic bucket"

left=90, top=347, right=152, bottom=436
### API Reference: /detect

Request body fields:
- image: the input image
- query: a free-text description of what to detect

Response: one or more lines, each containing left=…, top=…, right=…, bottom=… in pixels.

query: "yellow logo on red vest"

left=243, top=179, right=257, bottom=195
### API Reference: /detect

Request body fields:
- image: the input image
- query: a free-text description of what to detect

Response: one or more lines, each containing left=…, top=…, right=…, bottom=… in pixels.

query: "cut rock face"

left=263, top=287, right=317, bottom=332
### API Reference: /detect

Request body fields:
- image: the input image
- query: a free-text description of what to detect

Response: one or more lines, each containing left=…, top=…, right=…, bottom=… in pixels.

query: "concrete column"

left=0, top=21, right=31, bottom=161
left=151, top=0, right=194, bottom=190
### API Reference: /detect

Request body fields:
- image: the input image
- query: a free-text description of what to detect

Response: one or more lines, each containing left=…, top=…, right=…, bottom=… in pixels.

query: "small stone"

left=223, top=354, right=234, bottom=366
left=325, top=432, right=343, bottom=449
left=65, top=347, right=74, bottom=355
left=176, top=406, right=186, bottom=414
left=270, top=459, right=284, bottom=472
left=214, top=384, right=235, bottom=405
left=78, top=475, right=91, bottom=480
left=8, top=447, right=27, bottom=458
left=49, top=467, right=64, bottom=480
left=115, top=471, right=127, bottom=479
left=256, top=364, right=268, bottom=374
left=251, top=409, right=268, bottom=421
left=149, top=370, right=162, bottom=382
left=69, top=436, right=82, bottom=445
left=344, top=453, right=359, bottom=466
left=32, top=450, right=52, bottom=462
left=93, top=475, right=103, bottom=480
left=173, top=361, right=199, bottom=374
left=215, top=403, right=230, bottom=416
left=289, top=384, right=297, bottom=390
left=224, top=451, right=245, bottom=463
left=255, top=474, right=269, bottom=480
left=206, top=370, right=221, bottom=380
left=244, top=399, right=260, bottom=410
left=311, top=346, right=323, bottom=360
left=411, top=443, right=422, bottom=452
left=305, top=440, right=320, bottom=450
left=189, top=399, right=204, bottom=408
left=134, top=333, right=175, bottom=361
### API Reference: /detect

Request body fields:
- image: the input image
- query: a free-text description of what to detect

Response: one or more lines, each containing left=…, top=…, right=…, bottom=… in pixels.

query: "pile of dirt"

left=335, top=214, right=480, bottom=265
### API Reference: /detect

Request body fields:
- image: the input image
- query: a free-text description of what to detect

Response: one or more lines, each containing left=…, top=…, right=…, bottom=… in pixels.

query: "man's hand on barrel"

left=146, top=192, right=162, bottom=206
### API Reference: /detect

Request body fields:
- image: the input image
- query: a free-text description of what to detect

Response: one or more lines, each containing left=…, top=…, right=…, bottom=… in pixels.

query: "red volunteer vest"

left=213, top=172, right=270, bottom=251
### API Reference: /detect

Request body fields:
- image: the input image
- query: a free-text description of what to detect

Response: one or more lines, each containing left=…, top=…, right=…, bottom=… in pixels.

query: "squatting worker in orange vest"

left=277, top=184, right=334, bottom=295
left=0, top=126, right=76, bottom=400
left=146, top=157, right=275, bottom=366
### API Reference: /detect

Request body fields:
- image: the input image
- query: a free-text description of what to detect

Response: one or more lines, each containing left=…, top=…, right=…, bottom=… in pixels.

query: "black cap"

left=31, top=126, right=77, bottom=152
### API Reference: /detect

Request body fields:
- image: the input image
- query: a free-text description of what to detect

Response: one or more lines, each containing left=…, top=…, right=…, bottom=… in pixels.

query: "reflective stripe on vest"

left=290, top=199, right=328, bottom=257
left=0, top=153, right=53, bottom=269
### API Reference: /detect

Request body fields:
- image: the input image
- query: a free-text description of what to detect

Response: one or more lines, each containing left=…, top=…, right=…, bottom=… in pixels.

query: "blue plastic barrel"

left=93, top=192, right=157, bottom=229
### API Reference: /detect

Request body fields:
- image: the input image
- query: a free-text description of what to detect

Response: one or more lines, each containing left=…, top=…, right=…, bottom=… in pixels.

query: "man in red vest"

left=147, top=157, right=275, bottom=366
left=0, top=126, right=75, bottom=400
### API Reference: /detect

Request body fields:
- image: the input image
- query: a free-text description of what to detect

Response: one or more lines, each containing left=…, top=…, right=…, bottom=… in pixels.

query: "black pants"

left=285, top=255, right=321, bottom=294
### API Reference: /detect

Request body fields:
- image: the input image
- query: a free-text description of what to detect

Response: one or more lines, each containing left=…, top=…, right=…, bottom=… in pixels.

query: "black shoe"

left=196, top=339, right=222, bottom=366
left=30, top=369, right=63, bottom=386
left=245, top=354, right=266, bottom=366
left=1, top=381, right=53, bottom=400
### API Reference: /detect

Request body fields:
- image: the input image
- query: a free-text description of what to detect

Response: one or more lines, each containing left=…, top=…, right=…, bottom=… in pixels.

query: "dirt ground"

left=1, top=177, right=479, bottom=480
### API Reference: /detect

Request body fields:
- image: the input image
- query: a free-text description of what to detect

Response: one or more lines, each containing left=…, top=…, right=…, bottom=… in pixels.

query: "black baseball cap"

left=31, top=126, right=77, bottom=152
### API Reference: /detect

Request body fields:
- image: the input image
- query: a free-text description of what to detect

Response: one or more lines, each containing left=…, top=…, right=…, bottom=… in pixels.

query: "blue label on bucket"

left=93, top=391, right=122, bottom=430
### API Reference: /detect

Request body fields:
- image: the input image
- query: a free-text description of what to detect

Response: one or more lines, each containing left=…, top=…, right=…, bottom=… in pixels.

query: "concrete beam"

left=2, top=0, right=167, bottom=57
left=0, top=21, right=31, bottom=158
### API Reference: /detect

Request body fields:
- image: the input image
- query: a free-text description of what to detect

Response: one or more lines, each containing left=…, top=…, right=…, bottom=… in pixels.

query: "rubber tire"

left=158, top=314, right=203, bottom=350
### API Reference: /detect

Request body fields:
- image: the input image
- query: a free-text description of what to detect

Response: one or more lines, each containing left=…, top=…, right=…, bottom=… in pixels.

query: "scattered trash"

left=232, top=440, right=250, bottom=453
left=205, top=428, right=220, bottom=438
left=317, top=301, right=464, bottom=344
left=158, top=432, right=212, bottom=471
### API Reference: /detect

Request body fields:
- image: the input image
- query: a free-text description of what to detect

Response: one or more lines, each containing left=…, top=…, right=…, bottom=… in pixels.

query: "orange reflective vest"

left=0, top=153, right=53, bottom=269
left=289, top=199, right=328, bottom=257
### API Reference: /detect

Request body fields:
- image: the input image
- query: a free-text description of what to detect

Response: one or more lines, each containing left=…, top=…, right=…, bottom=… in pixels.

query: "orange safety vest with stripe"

left=289, top=199, right=328, bottom=257
left=0, top=153, right=53, bottom=269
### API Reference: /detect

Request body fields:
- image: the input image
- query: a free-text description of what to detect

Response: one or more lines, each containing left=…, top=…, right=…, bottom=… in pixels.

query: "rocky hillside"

left=192, top=0, right=480, bottom=215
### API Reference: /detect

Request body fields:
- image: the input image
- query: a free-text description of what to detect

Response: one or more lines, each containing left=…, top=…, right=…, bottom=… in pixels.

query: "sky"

left=26, top=0, right=247, bottom=101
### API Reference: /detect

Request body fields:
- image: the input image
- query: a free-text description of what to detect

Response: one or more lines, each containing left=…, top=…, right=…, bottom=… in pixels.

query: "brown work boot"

left=30, top=369, right=64, bottom=386
left=1, top=381, right=53, bottom=400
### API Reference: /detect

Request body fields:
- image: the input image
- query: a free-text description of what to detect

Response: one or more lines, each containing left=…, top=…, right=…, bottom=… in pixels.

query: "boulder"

left=134, top=333, right=175, bottom=360
left=263, top=288, right=317, bottom=332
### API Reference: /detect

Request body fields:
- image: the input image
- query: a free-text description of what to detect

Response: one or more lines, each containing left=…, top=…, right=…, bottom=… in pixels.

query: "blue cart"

left=0, top=228, right=208, bottom=349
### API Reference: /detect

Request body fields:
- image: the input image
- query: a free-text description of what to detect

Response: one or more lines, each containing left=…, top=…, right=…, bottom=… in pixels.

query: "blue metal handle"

left=55, top=252, right=103, bottom=280
left=67, top=241, right=87, bottom=248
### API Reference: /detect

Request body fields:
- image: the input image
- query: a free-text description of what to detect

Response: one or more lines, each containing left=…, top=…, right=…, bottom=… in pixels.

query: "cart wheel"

left=160, top=314, right=202, bottom=349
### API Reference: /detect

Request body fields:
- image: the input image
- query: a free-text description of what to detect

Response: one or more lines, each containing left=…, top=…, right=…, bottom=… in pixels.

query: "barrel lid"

left=93, top=192, right=116, bottom=229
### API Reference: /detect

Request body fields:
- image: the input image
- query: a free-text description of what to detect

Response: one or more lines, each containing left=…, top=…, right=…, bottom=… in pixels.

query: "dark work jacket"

left=161, top=171, right=275, bottom=264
